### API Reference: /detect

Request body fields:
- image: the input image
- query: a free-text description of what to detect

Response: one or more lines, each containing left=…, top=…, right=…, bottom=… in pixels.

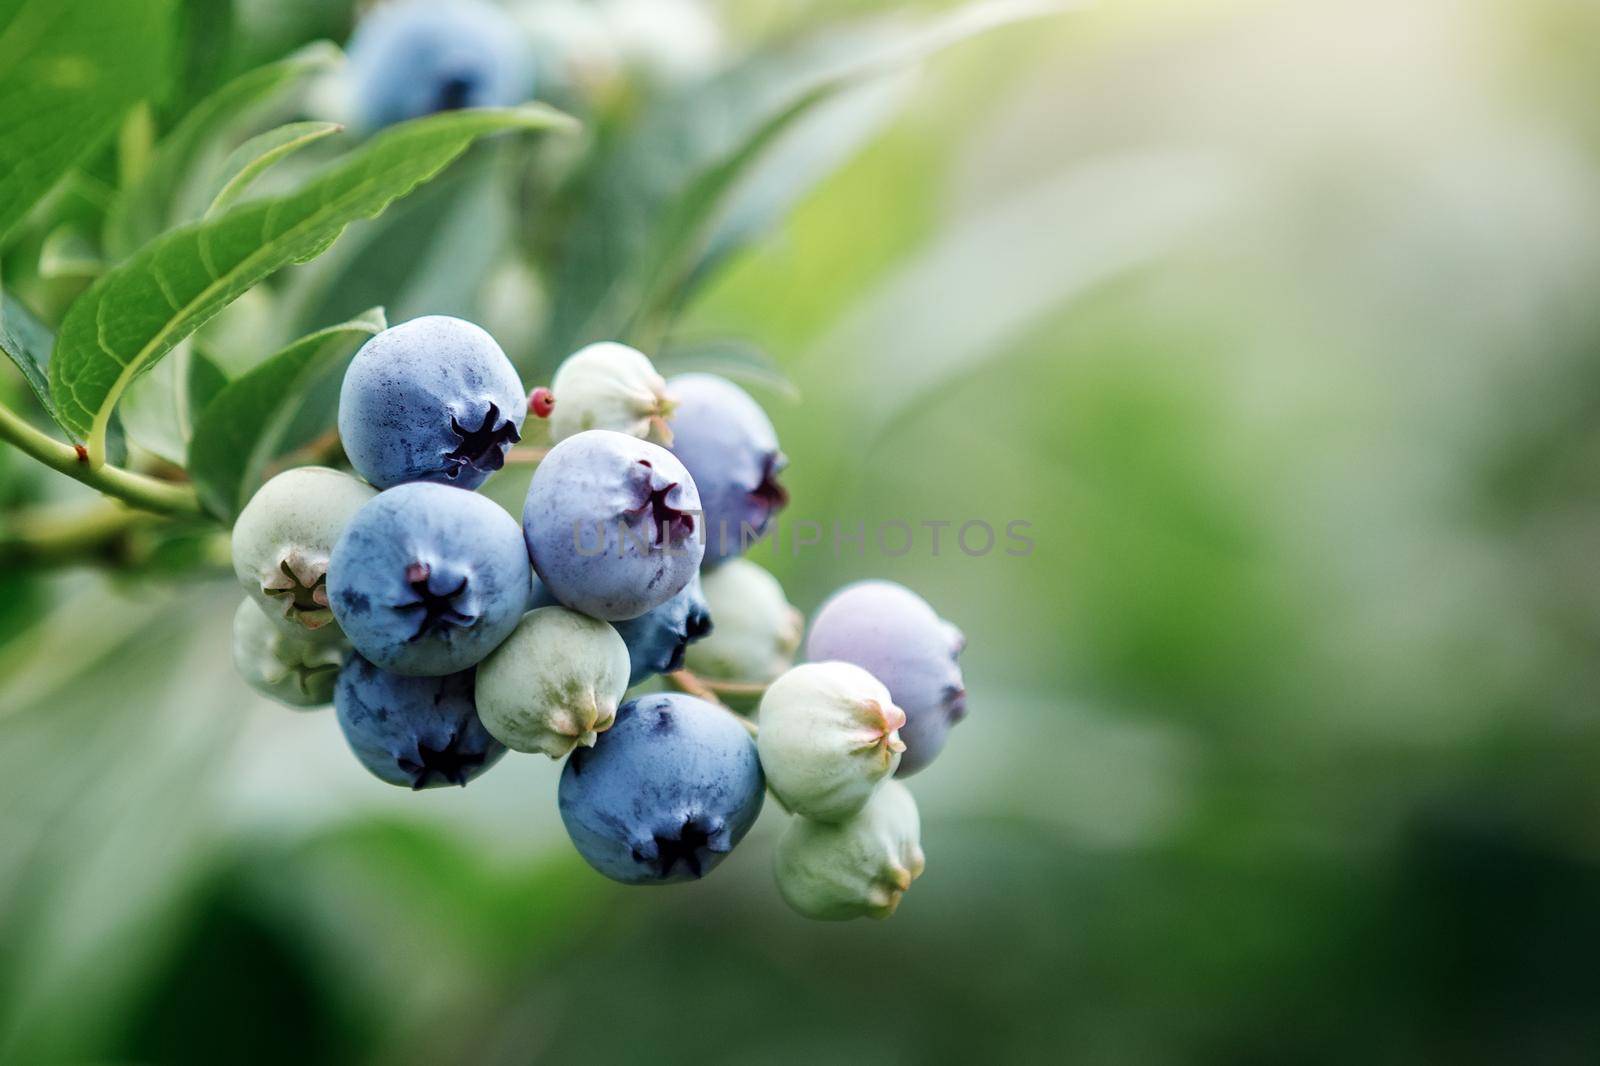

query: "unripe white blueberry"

left=684, top=558, right=801, bottom=685
left=598, top=0, right=723, bottom=85
left=511, top=0, right=622, bottom=98
left=547, top=342, right=676, bottom=446
left=231, top=467, right=377, bottom=643
left=756, top=661, right=906, bottom=822
left=774, top=779, right=926, bottom=921
left=475, top=606, right=631, bottom=758
left=231, top=598, right=346, bottom=708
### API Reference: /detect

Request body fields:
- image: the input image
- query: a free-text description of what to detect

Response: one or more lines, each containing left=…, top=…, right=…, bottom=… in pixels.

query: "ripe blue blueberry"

left=329, top=482, right=530, bottom=676
left=334, top=653, right=505, bottom=788
left=338, top=316, right=526, bottom=491
left=535, top=573, right=712, bottom=686
left=558, top=693, right=764, bottom=884
left=665, top=373, right=787, bottom=567
left=347, top=0, right=534, bottom=131
left=523, top=430, right=704, bottom=620
left=804, top=581, right=967, bottom=778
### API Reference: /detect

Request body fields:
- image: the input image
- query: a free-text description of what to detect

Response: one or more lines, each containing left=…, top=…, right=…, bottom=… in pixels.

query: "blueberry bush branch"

left=0, top=398, right=204, bottom=517
left=0, top=500, right=151, bottom=568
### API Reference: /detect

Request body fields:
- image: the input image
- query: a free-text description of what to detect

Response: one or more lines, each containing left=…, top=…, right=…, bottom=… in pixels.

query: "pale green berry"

left=511, top=0, right=622, bottom=96
left=756, top=661, right=906, bottom=822
left=599, top=0, right=724, bottom=86
left=475, top=606, right=631, bottom=758
left=683, top=558, right=802, bottom=686
left=774, top=779, right=925, bottom=921
left=231, top=467, right=376, bottom=642
left=231, top=598, right=346, bottom=708
left=547, top=341, right=675, bottom=445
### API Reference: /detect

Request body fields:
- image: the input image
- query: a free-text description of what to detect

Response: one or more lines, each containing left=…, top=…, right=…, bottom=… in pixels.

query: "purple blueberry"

left=347, top=0, right=534, bottom=131
left=558, top=693, right=764, bottom=884
left=338, top=316, right=526, bottom=490
left=665, top=373, right=787, bottom=567
left=522, top=430, right=704, bottom=621
left=334, top=653, right=505, bottom=789
left=329, top=482, right=530, bottom=676
left=803, top=580, right=966, bottom=778
left=535, top=573, right=712, bottom=686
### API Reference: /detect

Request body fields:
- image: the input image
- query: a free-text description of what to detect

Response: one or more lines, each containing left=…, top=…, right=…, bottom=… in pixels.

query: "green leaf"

left=116, top=354, right=184, bottom=464
left=204, top=120, right=344, bottom=217
left=278, top=145, right=513, bottom=338
left=540, top=0, right=1065, bottom=362
left=187, top=309, right=385, bottom=520
left=0, top=290, right=132, bottom=464
left=38, top=223, right=104, bottom=279
left=187, top=345, right=228, bottom=417
left=104, top=41, right=342, bottom=259
left=0, top=570, right=44, bottom=656
left=0, top=0, right=173, bottom=248
left=656, top=337, right=800, bottom=401
left=117, top=341, right=227, bottom=466
left=168, top=0, right=238, bottom=122
left=50, top=104, right=575, bottom=457
left=689, top=75, right=908, bottom=292
left=0, top=293, right=57, bottom=423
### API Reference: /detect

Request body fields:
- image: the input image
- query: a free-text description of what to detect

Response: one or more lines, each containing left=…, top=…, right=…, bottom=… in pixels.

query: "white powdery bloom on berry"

left=774, top=779, right=926, bottom=921
left=523, top=430, right=704, bottom=620
left=685, top=558, right=802, bottom=685
left=475, top=607, right=632, bottom=758
left=547, top=342, right=676, bottom=446
left=756, top=661, right=906, bottom=823
left=231, top=598, right=346, bottom=709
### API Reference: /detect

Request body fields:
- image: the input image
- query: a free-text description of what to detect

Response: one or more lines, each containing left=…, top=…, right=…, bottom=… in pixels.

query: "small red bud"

left=74, top=444, right=88, bottom=463
left=528, top=387, right=555, bottom=418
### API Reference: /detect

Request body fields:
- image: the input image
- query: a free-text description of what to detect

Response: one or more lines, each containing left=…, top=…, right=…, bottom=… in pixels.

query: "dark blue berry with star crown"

left=334, top=654, right=505, bottom=789
left=329, top=481, right=529, bottom=676
left=558, top=693, right=765, bottom=884
left=338, top=316, right=527, bottom=492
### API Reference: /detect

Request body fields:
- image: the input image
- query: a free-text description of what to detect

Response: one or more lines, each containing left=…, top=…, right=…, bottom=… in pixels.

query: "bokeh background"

left=7, top=0, right=1600, bottom=1062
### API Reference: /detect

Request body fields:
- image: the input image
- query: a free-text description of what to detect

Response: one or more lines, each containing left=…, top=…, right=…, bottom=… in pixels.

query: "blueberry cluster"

left=230, top=316, right=967, bottom=919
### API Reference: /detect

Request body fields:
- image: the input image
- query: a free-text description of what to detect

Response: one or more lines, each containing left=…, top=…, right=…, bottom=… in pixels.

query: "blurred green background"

left=8, top=0, right=1600, bottom=1062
